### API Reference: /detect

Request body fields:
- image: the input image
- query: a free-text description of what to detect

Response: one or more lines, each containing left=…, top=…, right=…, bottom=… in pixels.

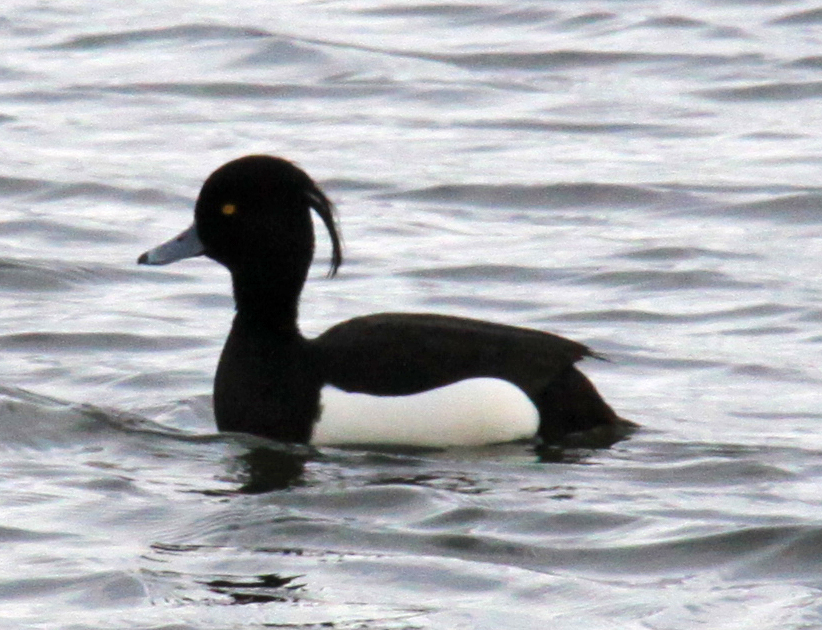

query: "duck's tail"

left=532, top=366, right=623, bottom=444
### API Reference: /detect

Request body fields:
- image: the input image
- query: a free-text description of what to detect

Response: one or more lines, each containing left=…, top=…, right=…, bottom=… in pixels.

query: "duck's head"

left=139, top=155, right=343, bottom=315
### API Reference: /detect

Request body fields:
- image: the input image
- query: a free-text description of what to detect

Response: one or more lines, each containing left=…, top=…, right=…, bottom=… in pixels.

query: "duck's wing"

left=312, top=312, right=591, bottom=395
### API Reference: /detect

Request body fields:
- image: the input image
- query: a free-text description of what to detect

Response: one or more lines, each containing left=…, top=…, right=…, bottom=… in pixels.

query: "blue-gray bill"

left=137, top=223, right=204, bottom=265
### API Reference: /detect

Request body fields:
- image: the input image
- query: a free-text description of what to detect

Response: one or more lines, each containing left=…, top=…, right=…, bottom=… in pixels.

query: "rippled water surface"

left=2, top=1, right=822, bottom=628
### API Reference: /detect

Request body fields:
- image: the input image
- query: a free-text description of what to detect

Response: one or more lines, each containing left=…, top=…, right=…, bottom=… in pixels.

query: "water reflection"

left=233, top=445, right=309, bottom=494
left=204, top=573, right=303, bottom=605
left=537, top=417, right=638, bottom=462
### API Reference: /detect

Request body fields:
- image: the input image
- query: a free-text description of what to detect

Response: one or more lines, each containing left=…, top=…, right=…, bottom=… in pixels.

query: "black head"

left=194, top=155, right=343, bottom=280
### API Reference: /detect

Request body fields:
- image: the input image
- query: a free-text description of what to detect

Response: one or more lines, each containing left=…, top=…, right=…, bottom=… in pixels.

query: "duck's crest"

left=306, top=187, right=343, bottom=277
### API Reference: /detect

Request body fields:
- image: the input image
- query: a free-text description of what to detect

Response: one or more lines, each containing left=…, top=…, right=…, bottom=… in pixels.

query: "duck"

left=138, top=155, right=624, bottom=448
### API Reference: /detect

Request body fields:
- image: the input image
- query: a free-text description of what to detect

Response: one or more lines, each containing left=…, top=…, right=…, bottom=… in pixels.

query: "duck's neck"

left=231, top=274, right=303, bottom=334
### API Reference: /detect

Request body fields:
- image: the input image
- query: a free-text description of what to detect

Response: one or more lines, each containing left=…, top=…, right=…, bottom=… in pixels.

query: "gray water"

left=2, top=1, right=822, bottom=628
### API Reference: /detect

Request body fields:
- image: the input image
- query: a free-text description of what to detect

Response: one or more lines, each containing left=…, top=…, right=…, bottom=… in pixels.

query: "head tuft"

left=305, top=186, right=343, bottom=278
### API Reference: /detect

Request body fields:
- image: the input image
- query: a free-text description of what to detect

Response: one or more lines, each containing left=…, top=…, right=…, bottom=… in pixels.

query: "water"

left=1, top=1, right=822, bottom=627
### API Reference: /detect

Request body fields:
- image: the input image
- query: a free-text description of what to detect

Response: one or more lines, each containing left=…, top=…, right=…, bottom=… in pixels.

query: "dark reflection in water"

left=230, top=419, right=638, bottom=495
left=204, top=573, right=303, bottom=605
left=537, top=417, right=638, bottom=462
left=232, top=445, right=310, bottom=494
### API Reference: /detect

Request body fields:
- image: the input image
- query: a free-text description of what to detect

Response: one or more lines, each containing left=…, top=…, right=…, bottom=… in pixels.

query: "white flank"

left=312, top=378, right=538, bottom=447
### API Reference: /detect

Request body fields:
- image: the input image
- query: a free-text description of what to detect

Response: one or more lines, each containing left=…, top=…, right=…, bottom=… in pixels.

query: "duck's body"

left=139, top=155, right=622, bottom=447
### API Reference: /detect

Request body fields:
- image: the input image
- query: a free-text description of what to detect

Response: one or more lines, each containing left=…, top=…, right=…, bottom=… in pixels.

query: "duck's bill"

left=137, top=223, right=204, bottom=266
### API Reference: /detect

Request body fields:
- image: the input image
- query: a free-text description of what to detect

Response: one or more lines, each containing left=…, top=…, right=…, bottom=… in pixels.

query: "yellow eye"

left=221, top=203, right=237, bottom=216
